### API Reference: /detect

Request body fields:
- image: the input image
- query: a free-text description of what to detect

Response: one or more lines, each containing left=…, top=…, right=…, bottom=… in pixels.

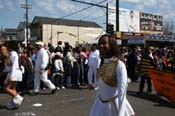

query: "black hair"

left=5, top=40, right=18, bottom=51
left=130, top=10, right=134, bottom=14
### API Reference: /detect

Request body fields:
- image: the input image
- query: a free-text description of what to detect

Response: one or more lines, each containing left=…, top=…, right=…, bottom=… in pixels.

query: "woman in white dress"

left=89, top=34, right=135, bottom=116
left=2, top=42, right=23, bottom=110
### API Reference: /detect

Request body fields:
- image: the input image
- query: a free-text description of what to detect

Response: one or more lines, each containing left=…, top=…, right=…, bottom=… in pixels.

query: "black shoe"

left=146, top=91, right=152, bottom=94
left=51, top=88, right=57, bottom=94
left=29, top=92, right=39, bottom=96
left=136, top=91, right=143, bottom=95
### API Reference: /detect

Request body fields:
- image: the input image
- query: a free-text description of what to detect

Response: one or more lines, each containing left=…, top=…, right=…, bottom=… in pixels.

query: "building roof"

left=17, top=22, right=31, bottom=30
left=4, top=28, right=17, bottom=34
left=31, top=16, right=102, bottom=28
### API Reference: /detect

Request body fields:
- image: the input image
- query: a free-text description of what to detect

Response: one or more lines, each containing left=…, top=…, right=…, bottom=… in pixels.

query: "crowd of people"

left=125, top=46, right=175, bottom=81
left=122, top=45, right=175, bottom=94
left=0, top=35, right=174, bottom=114
left=0, top=40, right=102, bottom=109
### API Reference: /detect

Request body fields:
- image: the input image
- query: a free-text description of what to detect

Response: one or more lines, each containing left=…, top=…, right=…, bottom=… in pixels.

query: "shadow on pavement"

left=127, top=90, right=175, bottom=109
left=0, top=104, right=7, bottom=110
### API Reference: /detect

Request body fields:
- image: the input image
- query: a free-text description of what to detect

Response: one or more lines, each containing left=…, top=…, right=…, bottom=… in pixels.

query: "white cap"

left=138, top=48, right=141, bottom=51
left=55, top=52, right=63, bottom=58
left=35, top=41, right=44, bottom=46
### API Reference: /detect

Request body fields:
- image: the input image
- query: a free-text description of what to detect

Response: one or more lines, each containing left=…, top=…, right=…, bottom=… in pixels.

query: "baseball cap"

left=35, top=41, right=44, bottom=46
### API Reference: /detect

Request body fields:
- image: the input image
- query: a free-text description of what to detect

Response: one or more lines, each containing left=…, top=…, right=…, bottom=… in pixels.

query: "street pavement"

left=0, top=82, right=175, bottom=116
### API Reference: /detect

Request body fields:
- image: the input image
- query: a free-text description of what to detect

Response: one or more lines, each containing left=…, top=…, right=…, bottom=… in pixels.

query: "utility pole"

left=106, top=3, right=108, bottom=32
left=21, top=0, right=31, bottom=48
left=0, top=26, right=3, bottom=37
left=51, top=24, right=53, bottom=44
left=116, top=0, right=119, bottom=32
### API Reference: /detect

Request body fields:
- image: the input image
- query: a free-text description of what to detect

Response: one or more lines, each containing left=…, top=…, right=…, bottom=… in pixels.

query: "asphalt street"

left=0, top=82, right=175, bottom=116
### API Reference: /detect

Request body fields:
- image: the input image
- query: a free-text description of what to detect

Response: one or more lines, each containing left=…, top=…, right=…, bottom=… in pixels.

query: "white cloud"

left=0, top=2, right=4, bottom=9
left=57, top=0, right=78, bottom=13
left=157, top=1, right=175, bottom=17
left=56, top=0, right=96, bottom=17
left=31, top=7, right=42, bottom=16
left=153, top=12, right=161, bottom=16
left=143, top=0, right=157, bottom=6
left=6, top=1, right=16, bottom=11
left=83, top=0, right=91, bottom=2
left=94, top=8, right=105, bottom=17
left=34, top=0, right=56, bottom=14
left=17, top=0, right=25, bottom=4
left=125, top=0, right=142, bottom=3
left=134, top=4, right=144, bottom=11
left=159, top=0, right=169, bottom=4
left=166, top=11, right=175, bottom=17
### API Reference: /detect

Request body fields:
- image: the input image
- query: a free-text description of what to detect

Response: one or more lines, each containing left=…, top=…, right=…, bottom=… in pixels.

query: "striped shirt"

left=140, top=56, right=154, bottom=77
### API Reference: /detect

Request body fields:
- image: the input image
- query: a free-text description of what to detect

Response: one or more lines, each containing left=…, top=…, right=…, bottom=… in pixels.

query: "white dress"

left=89, top=58, right=135, bottom=116
left=4, top=51, right=22, bottom=83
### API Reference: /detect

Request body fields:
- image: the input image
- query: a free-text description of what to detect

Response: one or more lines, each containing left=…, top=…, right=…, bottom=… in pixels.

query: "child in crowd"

left=53, top=52, right=65, bottom=89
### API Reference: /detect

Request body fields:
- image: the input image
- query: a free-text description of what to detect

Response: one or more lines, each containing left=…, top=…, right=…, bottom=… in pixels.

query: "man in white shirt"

left=34, top=41, right=56, bottom=94
left=128, top=10, right=137, bottom=32
left=87, top=44, right=101, bottom=90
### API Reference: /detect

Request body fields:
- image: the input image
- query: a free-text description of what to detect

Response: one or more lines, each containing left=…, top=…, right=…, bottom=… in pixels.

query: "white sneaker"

left=128, top=78, right=131, bottom=83
left=61, top=86, right=66, bottom=89
left=13, top=94, right=24, bottom=106
left=57, top=87, right=60, bottom=90
left=94, top=87, right=98, bottom=91
left=7, top=99, right=18, bottom=110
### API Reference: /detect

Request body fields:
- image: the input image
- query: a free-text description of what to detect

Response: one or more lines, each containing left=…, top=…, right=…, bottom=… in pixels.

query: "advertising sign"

left=119, top=8, right=140, bottom=33
left=122, top=32, right=145, bottom=44
left=122, top=32, right=144, bottom=39
left=108, top=7, right=140, bottom=33
left=108, top=7, right=163, bottom=34
left=140, top=12, right=163, bottom=33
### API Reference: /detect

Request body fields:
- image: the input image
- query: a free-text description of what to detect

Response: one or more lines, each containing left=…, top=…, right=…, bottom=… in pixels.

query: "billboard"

left=108, top=7, right=163, bottom=34
left=140, top=12, right=163, bottom=33
left=108, top=7, right=140, bottom=33
left=119, top=8, right=140, bottom=33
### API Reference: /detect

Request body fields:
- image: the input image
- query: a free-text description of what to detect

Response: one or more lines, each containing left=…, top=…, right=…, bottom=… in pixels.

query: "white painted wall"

left=42, top=24, right=105, bottom=47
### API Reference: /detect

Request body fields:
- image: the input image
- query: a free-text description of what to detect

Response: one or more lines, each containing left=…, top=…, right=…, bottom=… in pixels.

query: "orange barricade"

left=149, top=69, right=175, bottom=103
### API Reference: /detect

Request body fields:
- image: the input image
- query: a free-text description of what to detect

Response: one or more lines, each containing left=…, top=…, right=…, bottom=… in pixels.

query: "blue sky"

left=0, top=0, right=175, bottom=29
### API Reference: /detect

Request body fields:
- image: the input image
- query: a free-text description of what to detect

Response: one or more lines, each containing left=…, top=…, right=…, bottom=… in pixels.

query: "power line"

left=81, top=8, right=101, bottom=20
left=108, top=0, right=114, bottom=3
left=74, top=0, right=114, bottom=20
left=85, top=0, right=114, bottom=21
left=89, top=14, right=106, bottom=21
left=60, top=5, right=94, bottom=19
left=70, top=0, right=106, bottom=8
left=60, top=0, right=107, bottom=19
left=81, top=0, right=115, bottom=20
